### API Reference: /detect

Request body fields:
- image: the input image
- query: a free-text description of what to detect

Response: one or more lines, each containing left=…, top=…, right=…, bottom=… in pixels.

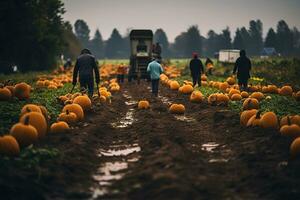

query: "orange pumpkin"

left=58, top=110, right=77, bottom=124
left=231, top=93, right=242, bottom=101
left=241, top=91, right=249, bottom=98
left=240, top=109, right=258, bottom=126
left=62, top=104, right=84, bottom=121
left=73, top=95, right=92, bottom=111
left=190, top=91, right=204, bottom=103
left=242, top=98, right=259, bottom=110
left=50, top=121, right=70, bottom=134
left=180, top=85, right=193, bottom=94
left=0, top=135, right=20, bottom=156
left=14, top=82, right=31, bottom=100
left=247, top=112, right=261, bottom=127
left=5, top=85, right=15, bottom=97
left=259, top=112, right=278, bottom=129
left=219, top=82, right=229, bottom=92
left=290, top=138, right=300, bottom=158
left=138, top=100, right=150, bottom=109
left=280, top=117, right=300, bottom=138
left=20, top=104, right=42, bottom=116
left=226, top=77, right=236, bottom=85
left=170, top=81, right=180, bottom=90
left=228, top=88, right=240, bottom=98
left=169, top=104, right=185, bottom=114
left=250, top=92, right=265, bottom=101
left=10, top=116, right=38, bottom=148
left=0, top=87, right=12, bottom=101
left=280, top=115, right=300, bottom=127
left=279, top=86, right=293, bottom=96
left=20, top=112, right=48, bottom=138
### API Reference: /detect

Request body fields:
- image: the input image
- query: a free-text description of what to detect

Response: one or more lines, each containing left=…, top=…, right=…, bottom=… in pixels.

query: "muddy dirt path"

left=2, top=81, right=300, bottom=200
left=91, top=81, right=300, bottom=200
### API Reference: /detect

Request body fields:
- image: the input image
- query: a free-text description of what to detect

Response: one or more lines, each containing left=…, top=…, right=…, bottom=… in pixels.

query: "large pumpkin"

left=10, top=116, right=38, bottom=148
left=50, top=121, right=70, bottom=134
left=62, top=104, right=84, bottom=121
left=290, top=138, right=300, bottom=158
left=240, top=109, right=258, bottom=126
left=250, top=92, right=265, bottom=101
left=280, top=115, right=300, bottom=127
left=180, top=85, right=193, bottom=94
left=0, top=135, right=20, bottom=156
left=0, top=87, right=12, bottom=101
left=20, top=104, right=42, bottom=116
left=259, top=112, right=278, bottom=129
left=219, top=82, right=229, bottom=92
left=190, top=91, right=203, bottom=103
left=20, top=112, right=47, bottom=138
left=169, top=104, right=185, bottom=114
left=58, top=110, right=77, bottom=124
left=228, top=88, right=240, bottom=98
left=138, top=100, right=150, bottom=109
left=280, top=117, right=300, bottom=138
left=5, top=85, right=15, bottom=97
left=279, top=86, right=293, bottom=96
left=247, top=112, right=261, bottom=127
left=231, top=93, right=242, bottom=101
left=242, top=98, right=259, bottom=110
left=226, top=77, right=236, bottom=85
left=170, top=81, right=180, bottom=90
left=14, top=82, right=31, bottom=100
left=73, top=95, right=92, bottom=111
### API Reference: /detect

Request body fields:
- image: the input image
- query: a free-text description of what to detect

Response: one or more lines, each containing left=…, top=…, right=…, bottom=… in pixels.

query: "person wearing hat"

left=233, top=49, right=252, bottom=91
left=72, top=48, right=100, bottom=97
left=189, top=52, right=204, bottom=87
left=147, top=57, right=164, bottom=97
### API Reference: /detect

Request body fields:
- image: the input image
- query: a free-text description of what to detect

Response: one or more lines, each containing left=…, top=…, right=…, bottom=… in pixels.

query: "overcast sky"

left=62, top=0, right=300, bottom=42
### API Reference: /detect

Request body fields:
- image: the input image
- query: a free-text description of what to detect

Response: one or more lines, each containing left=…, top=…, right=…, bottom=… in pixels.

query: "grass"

left=171, top=60, right=300, bottom=117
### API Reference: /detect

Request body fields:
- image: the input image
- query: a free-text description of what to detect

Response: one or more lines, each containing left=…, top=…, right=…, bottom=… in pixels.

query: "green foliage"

left=0, top=146, right=59, bottom=169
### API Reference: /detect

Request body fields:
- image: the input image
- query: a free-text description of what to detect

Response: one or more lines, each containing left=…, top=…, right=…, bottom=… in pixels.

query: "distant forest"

left=0, top=0, right=299, bottom=73
left=75, top=19, right=300, bottom=59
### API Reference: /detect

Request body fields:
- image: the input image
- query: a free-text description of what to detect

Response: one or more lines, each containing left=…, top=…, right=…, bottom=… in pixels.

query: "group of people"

left=71, top=47, right=252, bottom=99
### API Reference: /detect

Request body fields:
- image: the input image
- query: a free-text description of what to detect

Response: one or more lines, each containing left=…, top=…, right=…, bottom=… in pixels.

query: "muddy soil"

left=1, top=81, right=300, bottom=200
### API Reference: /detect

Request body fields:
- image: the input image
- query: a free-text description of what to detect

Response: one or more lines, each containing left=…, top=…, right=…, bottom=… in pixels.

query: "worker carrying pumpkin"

left=116, top=63, right=127, bottom=83
left=147, top=57, right=164, bottom=97
left=189, top=52, right=204, bottom=87
left=72, top=48, right=100, bottom=97
left=205, top=57, right=214, bottom=75
left=233, top=49, right=252, bottom=91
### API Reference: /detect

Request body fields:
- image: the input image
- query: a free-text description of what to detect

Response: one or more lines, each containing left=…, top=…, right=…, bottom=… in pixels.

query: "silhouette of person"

left=189, top=52, right=204, bottom=87
left=233, top=50, right=252, bottom=91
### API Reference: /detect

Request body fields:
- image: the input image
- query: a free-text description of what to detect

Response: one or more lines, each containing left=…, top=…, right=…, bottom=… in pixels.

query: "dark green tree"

left=105, top=28, right=124, bottom=58
left=276, top=20, right=293, bottom=55
left=154, top=29, right=170, bottom=57
left=185, top=26, right=202, bottom=56
left=264, top=28, right=277, bottom=48
left=90, top=29, right=104, bottom=58
left=62, top=22, right=82, bottom=60
left=74, top=19, right=90, bottom=48
left=0, top=0, right=65, bottom=72
left=233, top=28, right=245, bottom=50
left=205, top=30, right=218, bottom=57
left=248, top=20, right=263, bottom=55
left=218, top=27, right=232, bottom=49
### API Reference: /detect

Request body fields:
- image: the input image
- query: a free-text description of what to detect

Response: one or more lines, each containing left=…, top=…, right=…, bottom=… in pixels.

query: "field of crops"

left=1, top=58, right=300, bottom=199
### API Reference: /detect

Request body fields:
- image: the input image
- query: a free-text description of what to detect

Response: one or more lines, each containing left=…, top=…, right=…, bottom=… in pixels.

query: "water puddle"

left=98, top=144, right=141, bottom=157
left=91, top=143, right=141, bottom=199
left=208, top=158, right=229, bottom=163
left=125, top=100, right=137, bottom=106
left=111, top=108, right=136, bottom=128
left=201, top=142, right=220, bottom=152
left=174, top=115, right=196, bottom=122
left=158, top=95, right=173, bottom=105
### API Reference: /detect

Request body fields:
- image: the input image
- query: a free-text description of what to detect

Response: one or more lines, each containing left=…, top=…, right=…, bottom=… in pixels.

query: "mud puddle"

left=174, top=115, right=196, bottom=122
left=91, top=143, right=141, bottom=198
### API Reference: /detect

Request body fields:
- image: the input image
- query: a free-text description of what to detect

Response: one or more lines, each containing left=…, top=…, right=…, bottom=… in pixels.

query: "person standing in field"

left=189, top=52, right=204, bottom=87
left=117, top=63, right=127, bottom=83
left=233, top=50, right=252, bottom=91
left=63, top=58, right=72, bottom=71
left=73, top=48, right=100, bottom=97
left=147, top=58, right=164, bottom=97
left=205, top=57, right=214, bottom=75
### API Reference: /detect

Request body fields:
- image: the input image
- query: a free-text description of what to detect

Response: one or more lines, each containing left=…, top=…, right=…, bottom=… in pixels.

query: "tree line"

left=75, top=19, right=300, bottom=59
left=0, top=0, right=299, bottom=73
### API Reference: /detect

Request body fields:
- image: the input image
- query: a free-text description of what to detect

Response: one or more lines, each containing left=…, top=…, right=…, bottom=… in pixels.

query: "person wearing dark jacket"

left=189, top=53, right=204, bottom=87
left=233, top=50, right=251, bottom=91
left=73, top=49, right=100, bottom=97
